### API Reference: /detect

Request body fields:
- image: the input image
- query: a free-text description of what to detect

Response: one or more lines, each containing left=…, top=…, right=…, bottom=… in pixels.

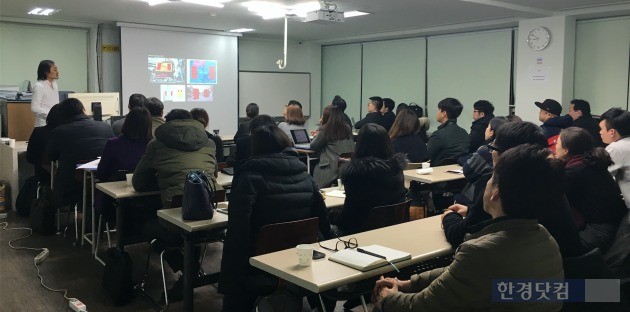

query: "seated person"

left=143, top=97, right=165, bottom=137
left=278, top=103, right=307, bottom=144
left=389, top=108, right=428, bottom=163
left=331, top=95, right=353, bottom=128
left=374, top=144, right=564, bottom=312
left=27, top=104, right=66, bottom=184
left=226, top=114, right=276, bottom=173
left=218, top=125, right=332, bottom=311
left=111, top=93, right=146, bottom=136
left=568, top=99, right=603, bottom=147
left=234, top=102, right=258, bottom=140
left=190, top=107, right=224, bottom=163
left=381, top=98, right=396, bottom=131
left=47, top=98, right=113, bottom=209
left=133, top=108, right=219, bottom=300
left=442, top=121, right=583, bottom=258
left=95, top=107, right=152, bottom=221
left=469, top=100, right=495, bottom=152
left=555, top=127, right=627, bottom=252
left=332, top=123, right=407, bottom=235
left=427, top=98, right=470, bottom=165
left=535, top=99, right=571, bottom=139
left=354, top=96, right=386, bottom=130
left=599, top=108, right=630, bottom=209
left=310, top=105, right=355, bottom=188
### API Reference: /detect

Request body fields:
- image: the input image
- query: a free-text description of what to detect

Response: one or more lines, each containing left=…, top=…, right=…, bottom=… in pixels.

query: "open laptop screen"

left=290, top=129, right=310, bottom=144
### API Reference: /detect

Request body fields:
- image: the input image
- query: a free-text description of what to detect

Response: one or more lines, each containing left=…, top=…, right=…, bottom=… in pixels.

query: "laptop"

left=290, top=129, right=311, bottom=150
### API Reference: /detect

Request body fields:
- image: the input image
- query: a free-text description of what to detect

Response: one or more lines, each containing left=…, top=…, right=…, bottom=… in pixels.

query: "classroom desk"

left=321, top=187, right=345, bottom=209
left=294, top=148, right=318, bottom=174
left=157, top=208, right=228, bottom=312
left=250, top=216, right=452, bottom=296
left=403, top=164, right=465, bottom=184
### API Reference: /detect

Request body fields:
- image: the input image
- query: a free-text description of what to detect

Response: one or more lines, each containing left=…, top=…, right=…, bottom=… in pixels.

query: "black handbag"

left=182, top=170, right=216, bottom=220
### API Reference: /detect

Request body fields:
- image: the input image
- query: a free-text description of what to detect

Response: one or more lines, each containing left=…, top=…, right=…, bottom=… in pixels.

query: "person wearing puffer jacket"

left=331, top=123, right=408, bottom=236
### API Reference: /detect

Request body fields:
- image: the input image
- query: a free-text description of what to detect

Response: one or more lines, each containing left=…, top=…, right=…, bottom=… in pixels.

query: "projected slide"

left=188, top=59, right=217, bottom=85
left=187, top=85, right=214, bottom=102
left=160, top=85, right=186, bottom=102
left=148, top=56, right=185, bottom=83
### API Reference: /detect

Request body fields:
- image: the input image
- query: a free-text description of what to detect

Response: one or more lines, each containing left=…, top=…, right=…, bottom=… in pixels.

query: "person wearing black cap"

left=535, top=99, right=571, bottom=139
left=568, top=99, right=604, bottom=147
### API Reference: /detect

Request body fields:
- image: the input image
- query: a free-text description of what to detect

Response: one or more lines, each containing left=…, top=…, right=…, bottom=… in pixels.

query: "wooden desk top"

left=96, top=172, right=233, bottom=199
left=219, top=134, right=235, bottom=142
left=250, top=216, right=452, bottom=293
left=157, top=207, right=228, bottom=233
left=403, top=164, right=465, bottom=184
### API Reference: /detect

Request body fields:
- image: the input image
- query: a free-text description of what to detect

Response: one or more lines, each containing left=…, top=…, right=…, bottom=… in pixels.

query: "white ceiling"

left=1, top=0, right=630, bottom=43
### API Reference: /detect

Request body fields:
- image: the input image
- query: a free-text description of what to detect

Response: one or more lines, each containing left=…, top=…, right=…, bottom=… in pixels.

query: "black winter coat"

left=469, top=114, right=493, bottom=153
left=335, top=154, right=408, bottom=234
left=392, top=134, right=428, bottom=163
left=218, top=152, right=332, bottom=295
left=572, top=116, right=604, bottom=147
left=354, top=112, right=386, bottom=130
left=47, top=114, right=113, bottom=206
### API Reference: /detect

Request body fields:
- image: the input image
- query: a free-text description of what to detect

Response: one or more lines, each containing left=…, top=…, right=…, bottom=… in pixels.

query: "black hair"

left=128, top=94, right=146, bottom=110
left=382, top=98, right=395, bottom=112
left=473, top=100, right=495, bottom=115
left=321, top=105, right=352, bottom=142
left=437, top=98, right=463, bottom=119
left=59, top=98, right=85, bottom=117
left=332, top=95, right=347, bottom=112
left=143, top=97, right=164, bottom=117
left=122, top=107, right=152, bottom=143
left=190, top=108, right=209, bottom=128
left=493, top=144, right=565, bottom=219
left=369, top=96, right=383, bottom=111
left=45, top=104, right=66, bottom=129
left=600, top=108, right=630, bottom=137
left=251, top=125, right=292, bottom=156
left=354, top=123, right=394, bottom=160
left=245, top=103, right=259, bottom=118
left=493, top=121, right=548, bottom=154
left=249, top=114, right=276, bottom=133
left=486, top=117, right=509, bottom=143
left=164, top=109, right=192, bottom=121
left=288, top=100, right=302, bottom=109
left=560, top=127, right=613, bottom=168
left=570, top=99, right=591, bottom=117
left=37, top=60, right=55, bottom=81
left=395, top=103, right=409, bottom=114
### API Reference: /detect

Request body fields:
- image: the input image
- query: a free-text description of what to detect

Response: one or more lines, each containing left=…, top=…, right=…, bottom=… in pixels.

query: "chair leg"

left=140, top=239, right=157, bottom=289
left=56, top=207, right=62, bottom=234
left=359, top=295, right=368, bottom=312
left=105, top=223, right=112, bottom=248
left=160, top=250, right=169, bottom=307
left=318, top=294, right=328, bottom=312
left=199, top=244, right=208, bottom=276
left=74, top=203, right=79, bottom=243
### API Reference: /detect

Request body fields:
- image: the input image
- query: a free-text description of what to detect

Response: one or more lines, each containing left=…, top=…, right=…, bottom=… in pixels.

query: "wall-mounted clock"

left=527, top=26, right=551, bottom=51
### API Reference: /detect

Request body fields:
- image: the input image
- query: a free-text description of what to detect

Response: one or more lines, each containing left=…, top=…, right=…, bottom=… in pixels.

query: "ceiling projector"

left=304, top=10, right=345, bottom=22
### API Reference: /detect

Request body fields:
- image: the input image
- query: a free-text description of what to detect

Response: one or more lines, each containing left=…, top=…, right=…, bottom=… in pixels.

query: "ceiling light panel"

left=28, top=7, right=60, bottom=16
left=241, top=1, right=320, bottom=19
left=143, top=0, right=232, bottom=7
left=344, top=10, right=370, bottom=18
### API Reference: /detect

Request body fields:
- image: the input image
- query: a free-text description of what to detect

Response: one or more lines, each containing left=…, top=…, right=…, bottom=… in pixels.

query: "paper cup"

left=296, top=244, right=313, bottom=266
left=126, top=174, right=133, bottom=186
left=421, top=162, right=430, bottom=169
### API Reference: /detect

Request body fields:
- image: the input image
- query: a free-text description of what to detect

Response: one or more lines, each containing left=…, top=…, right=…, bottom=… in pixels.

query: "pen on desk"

left=356, top=248, right=400, bottom=273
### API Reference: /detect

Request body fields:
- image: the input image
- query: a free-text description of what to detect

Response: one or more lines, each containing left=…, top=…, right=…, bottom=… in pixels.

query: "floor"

left=0, top=212, right=352, bottom=312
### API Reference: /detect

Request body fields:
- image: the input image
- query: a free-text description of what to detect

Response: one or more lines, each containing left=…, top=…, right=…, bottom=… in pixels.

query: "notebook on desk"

left=328, top=244, right=411, bottom=271
left=290, top=129, right=311, bottom=150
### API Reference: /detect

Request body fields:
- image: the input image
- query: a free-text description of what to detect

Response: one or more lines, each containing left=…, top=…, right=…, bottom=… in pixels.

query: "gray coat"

left=310, top=128, right=354, bottom=188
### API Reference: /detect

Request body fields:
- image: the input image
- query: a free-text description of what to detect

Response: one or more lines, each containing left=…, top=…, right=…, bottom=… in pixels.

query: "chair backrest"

left=364, top=199, right=412, bottom=231
left=438, top=157, right=459, bottom=166
left=563, top=248, right=614, bottom=279
left=170, top=189, right=226, bottom=208
left=406, top=163, right=422, bottom=170
left=256, top=217, right=319, bottom=256
left=217, top=162, right=230, bottom=171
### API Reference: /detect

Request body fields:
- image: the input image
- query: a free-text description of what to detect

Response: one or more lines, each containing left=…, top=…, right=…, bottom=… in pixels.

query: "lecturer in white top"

left=31, top=60, right=60, bottom=127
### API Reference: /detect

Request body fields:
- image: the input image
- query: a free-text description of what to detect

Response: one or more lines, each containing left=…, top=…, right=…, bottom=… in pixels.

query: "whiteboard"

left=239, top=71, right=310, bottom=117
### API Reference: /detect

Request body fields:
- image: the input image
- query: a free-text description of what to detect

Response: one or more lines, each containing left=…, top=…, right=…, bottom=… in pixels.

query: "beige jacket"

left=381, top=218, right=564, bottom=312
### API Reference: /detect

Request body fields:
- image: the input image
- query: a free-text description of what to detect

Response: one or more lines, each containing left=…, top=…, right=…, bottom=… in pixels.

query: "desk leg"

left=307, top=154, right=311, bottom=174
left=81, top=171, right=87, bottom=245
left=318, top=294, right=328, bottom=312
left=90, top=171, right=96, bottom=254
left=183, top=234, right=194, bottom=312
left=115, top=199, right=125, bottom=251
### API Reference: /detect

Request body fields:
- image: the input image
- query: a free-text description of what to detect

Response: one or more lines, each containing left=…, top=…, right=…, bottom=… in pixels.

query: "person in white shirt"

left=599, top=108, right=630, bottom=209
left=31, top=60, right=60, bottom=127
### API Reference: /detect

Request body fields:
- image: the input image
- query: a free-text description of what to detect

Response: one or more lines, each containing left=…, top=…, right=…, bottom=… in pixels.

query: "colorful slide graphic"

left=148, top=56, right=185, bottom=84
left=187, top=59, right=217, bottom=85
left=186, top=85, right=214, bottom=102
left=160, top=85, right=186, bottom=102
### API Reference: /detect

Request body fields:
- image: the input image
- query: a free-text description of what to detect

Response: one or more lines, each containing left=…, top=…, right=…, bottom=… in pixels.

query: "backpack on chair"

left=102, top=247, right=136, bottom=305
